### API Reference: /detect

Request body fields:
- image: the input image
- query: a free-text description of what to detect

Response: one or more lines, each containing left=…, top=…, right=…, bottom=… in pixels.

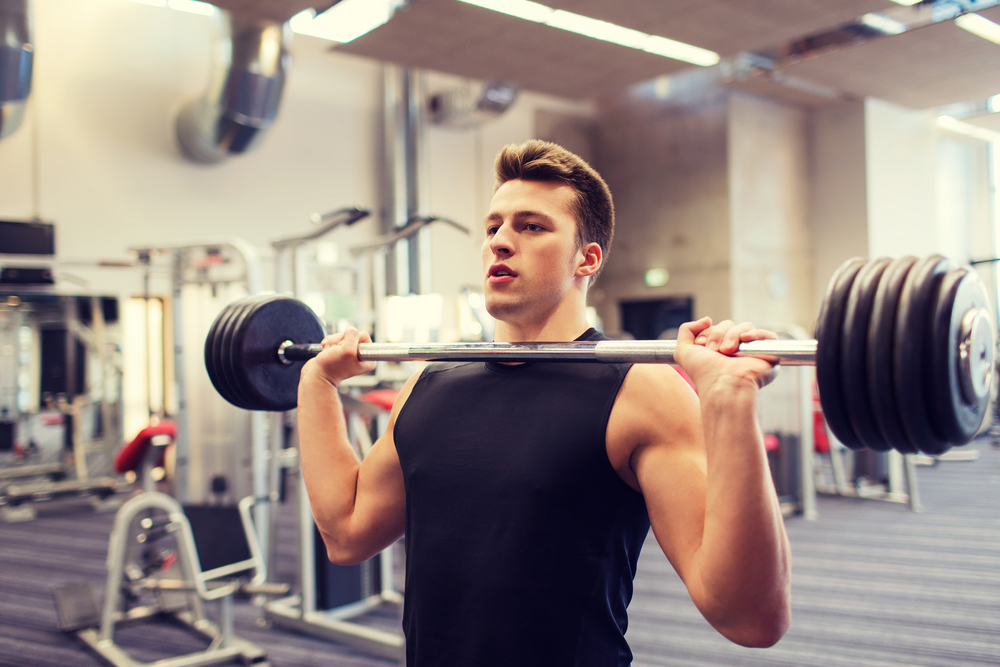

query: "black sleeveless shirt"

left=393, top=329, right=651, bottom=666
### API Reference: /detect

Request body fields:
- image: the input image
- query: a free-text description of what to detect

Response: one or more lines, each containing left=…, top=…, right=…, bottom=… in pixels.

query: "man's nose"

left=489, top=225, right=514, bottom=255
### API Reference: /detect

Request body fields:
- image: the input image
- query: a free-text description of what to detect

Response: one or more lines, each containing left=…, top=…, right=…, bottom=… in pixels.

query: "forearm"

left=694, top=377, right=792, bottom=646
left=296, top=369, right=363, bottom=559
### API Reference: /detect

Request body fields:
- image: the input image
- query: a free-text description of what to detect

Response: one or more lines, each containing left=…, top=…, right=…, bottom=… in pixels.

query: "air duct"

left=176, top=13, right=290, bottom=163
left=0, top=0, right=32, bottom=141
left=428, top=80, right=519, bottom=128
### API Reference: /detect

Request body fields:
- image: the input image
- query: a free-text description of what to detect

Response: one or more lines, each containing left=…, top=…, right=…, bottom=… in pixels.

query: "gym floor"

left=1, top=438, right=997, bottom=667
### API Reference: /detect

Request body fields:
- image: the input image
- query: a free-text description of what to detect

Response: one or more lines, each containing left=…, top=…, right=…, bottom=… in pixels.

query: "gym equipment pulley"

left=203, top=255, right=995, bottom=456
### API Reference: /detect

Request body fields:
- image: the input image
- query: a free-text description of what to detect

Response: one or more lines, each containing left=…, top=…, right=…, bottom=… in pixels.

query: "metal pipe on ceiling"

left=176, top=12, right=290, bottom=163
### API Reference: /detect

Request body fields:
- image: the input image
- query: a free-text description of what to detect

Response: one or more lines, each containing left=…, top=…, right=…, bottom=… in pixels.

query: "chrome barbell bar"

left=277, top=338, right=818, bottom=366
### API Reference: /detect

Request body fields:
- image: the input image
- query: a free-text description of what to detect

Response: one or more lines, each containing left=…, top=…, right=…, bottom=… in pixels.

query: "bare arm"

left=297, top=327, right=411, bottom=565
left=609, top=318, right=791, bottom=648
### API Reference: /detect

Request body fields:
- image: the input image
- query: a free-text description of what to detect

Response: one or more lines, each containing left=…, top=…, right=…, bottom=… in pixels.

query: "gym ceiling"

left=209, top=0, right=1000, bottom=122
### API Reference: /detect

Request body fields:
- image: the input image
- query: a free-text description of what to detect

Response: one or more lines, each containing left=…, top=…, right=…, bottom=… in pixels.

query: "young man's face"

left=482, top=178, right=587, bottom=324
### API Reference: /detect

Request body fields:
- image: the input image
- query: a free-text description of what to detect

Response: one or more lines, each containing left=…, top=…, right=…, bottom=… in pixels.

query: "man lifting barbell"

left=298, top=140, right=792, bottom=665
left=203, top=141, right=994, bottom=665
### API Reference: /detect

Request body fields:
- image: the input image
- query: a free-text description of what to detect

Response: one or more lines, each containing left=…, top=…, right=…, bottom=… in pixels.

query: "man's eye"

left=486, top=226, right=499, bottom=235
left=525, top=223, right=543, bottom=232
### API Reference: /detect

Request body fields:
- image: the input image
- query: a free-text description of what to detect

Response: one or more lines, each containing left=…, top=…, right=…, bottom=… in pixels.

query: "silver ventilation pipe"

left=428, top=80, right=519, bottom=128
left=176, top=13, right=290, bottom=164
left=0, top=0, right=32, bottom=140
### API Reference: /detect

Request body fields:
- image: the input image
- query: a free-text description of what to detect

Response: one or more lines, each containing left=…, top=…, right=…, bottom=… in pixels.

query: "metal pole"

left=171, top=253, right=190, bottom=503
left=278, top=338, right=818, bottom=366
left=798, top=366, right=818, bottom=520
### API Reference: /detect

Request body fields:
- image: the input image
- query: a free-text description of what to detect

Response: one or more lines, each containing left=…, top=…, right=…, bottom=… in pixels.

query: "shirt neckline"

left=484, top=328, right=599, bottom=373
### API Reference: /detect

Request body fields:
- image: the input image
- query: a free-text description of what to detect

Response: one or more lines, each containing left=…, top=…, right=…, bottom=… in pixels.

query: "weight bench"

left=53, top=492, right=282, bottom=667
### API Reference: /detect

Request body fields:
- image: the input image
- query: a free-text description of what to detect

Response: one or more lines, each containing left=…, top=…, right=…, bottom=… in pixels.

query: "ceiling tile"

left=775, top=6, right=1000, bottom=109
left=335, top=0, right=690, bottom=98
left=543, top=0, right=897, bottom=54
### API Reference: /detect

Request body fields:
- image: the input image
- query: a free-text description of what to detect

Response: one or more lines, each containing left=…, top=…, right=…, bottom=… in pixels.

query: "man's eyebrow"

left=484, top=210, right=555, bottom=223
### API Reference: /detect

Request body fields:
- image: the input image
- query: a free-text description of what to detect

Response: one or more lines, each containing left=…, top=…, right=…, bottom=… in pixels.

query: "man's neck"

left=493, top=304, right=592, bottom=343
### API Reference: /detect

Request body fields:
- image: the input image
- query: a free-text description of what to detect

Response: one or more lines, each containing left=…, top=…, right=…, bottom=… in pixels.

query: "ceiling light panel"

left=291, top=0, right=401, bottom=42
left=458, top=0, right=720, bottom=66
left=464, top=0, right=554, bottom=22
left=540, top=0, right=895, bottom=55
left=336, top=0, right=691, bottom=98
left=955, top=12, right=1000, bottom=43
left=861, top=12, right=908, bottom=34
left=777, top=5, right=1000, bottom=110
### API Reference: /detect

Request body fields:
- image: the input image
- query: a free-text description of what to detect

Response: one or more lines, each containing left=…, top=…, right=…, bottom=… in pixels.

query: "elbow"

left=729, top=614, right=790, bottom=648
left=719, top=601, right=791, bottom=648
left=321, top=528, right=382, bottom=566
left=325, top=545, right=365, bottom=566
left=317, top=527, right=363, bottom=566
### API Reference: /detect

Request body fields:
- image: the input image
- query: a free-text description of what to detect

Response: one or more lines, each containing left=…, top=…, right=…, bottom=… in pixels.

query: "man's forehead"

left=488, top=179, right=576, bottom=217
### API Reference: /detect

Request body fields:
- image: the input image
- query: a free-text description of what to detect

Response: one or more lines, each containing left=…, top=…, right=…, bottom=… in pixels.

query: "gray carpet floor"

left=1, top=438, right=997, bottom=666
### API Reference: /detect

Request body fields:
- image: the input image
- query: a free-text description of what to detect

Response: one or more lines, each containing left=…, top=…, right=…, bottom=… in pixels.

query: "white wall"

left=807, top=102, right=869, bottom=320
left=864, top=98, right=939, bottom=258
left=727, top=93, right=812, bottom=331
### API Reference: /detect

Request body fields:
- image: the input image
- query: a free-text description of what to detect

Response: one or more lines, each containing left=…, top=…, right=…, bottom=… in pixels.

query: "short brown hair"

left=493, top=140, right=614, bottom=280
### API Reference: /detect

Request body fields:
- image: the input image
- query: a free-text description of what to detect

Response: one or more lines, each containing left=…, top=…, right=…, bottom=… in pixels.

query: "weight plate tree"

left=203, top=255, right=996, bottom=456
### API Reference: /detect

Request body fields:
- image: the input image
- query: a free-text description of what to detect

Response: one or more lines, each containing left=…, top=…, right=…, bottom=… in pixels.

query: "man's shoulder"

left=612, top=363, right=700, bottom=424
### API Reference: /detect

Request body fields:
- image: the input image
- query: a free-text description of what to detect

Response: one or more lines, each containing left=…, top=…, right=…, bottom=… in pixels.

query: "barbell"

left=203, top=254, right=995, bottom=457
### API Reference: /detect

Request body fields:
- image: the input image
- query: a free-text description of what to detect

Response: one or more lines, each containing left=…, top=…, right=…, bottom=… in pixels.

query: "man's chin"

left=484, top=296, right=519, bottom=321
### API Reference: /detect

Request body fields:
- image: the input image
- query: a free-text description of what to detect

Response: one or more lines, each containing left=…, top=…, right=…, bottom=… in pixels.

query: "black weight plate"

left=840, top=257, right=893, bottom=451
left=240, top=296, right=327, bottom=412
left=219, top=296, right=269, bottom=410
left=893, top=255, right=955, bottom=456
left=930, top=269, right=992, bottom=445
left=203, top=301, right=232, bottom=403
left=815, top=256, right=868, bottom=450
left=867, top=256, right=918, bottom=454
left=223, top=295, right=277, bottom=410
left=228, top=294, right=289, bottom=410
left=208, top=298, right=255, bottom=409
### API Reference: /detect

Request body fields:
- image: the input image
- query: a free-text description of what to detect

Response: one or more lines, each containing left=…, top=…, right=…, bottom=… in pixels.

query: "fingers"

left=322, top=326, right=373, bottom=349
left=682, top=320, right=778, bottom=355
left=677, top=317, right=712, bottom=345
left=694, top=319, right=735, bottom=352
left=310, top=326, right=376, bottom=385
left=321, top=332, right=345, bottom=348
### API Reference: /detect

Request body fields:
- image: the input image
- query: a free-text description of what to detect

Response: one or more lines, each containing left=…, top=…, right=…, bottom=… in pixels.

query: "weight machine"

left=262, top=206, right=407, bottom=661
left=0, top=289, right=123, bottom=522
left=54, top=491, right=275, bottom=667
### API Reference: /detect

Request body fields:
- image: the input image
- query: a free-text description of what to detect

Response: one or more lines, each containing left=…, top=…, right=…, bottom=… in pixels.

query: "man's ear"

left=576, top=242, right=602, bottom=278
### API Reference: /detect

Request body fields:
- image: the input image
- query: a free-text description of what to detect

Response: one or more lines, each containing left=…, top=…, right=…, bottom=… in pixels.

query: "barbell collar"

left=276, top=338, right=818, bottom=366
left=959, top=308, right=994, bottom=404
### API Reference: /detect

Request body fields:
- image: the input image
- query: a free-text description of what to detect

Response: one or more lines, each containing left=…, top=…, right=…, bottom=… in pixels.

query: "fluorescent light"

left=290, top=0, right=399, bottom=42
left=888, top=0, right=921, bottom=5
left=860, top=12, right=907, bottom=35
left=458, top=0, right=719, bottom=66
left=126, top=0, right=167, bottom=7
left=167, top=0, right=215, bottom=16
left=644, top=35, right=719, bottom=66
left=988, top=93, right=1000, bottom=113
left=548, top=10, right=647, bottom=48
left=955, top=13, right=1000, bottom=44
left=937, top=115, right=1000, bottom=143
left=461, top=0, right=553, bottom=23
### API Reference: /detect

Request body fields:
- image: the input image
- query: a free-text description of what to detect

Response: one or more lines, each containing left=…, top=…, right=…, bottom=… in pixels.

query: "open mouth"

left=488, top=264, right=517, bottom=282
